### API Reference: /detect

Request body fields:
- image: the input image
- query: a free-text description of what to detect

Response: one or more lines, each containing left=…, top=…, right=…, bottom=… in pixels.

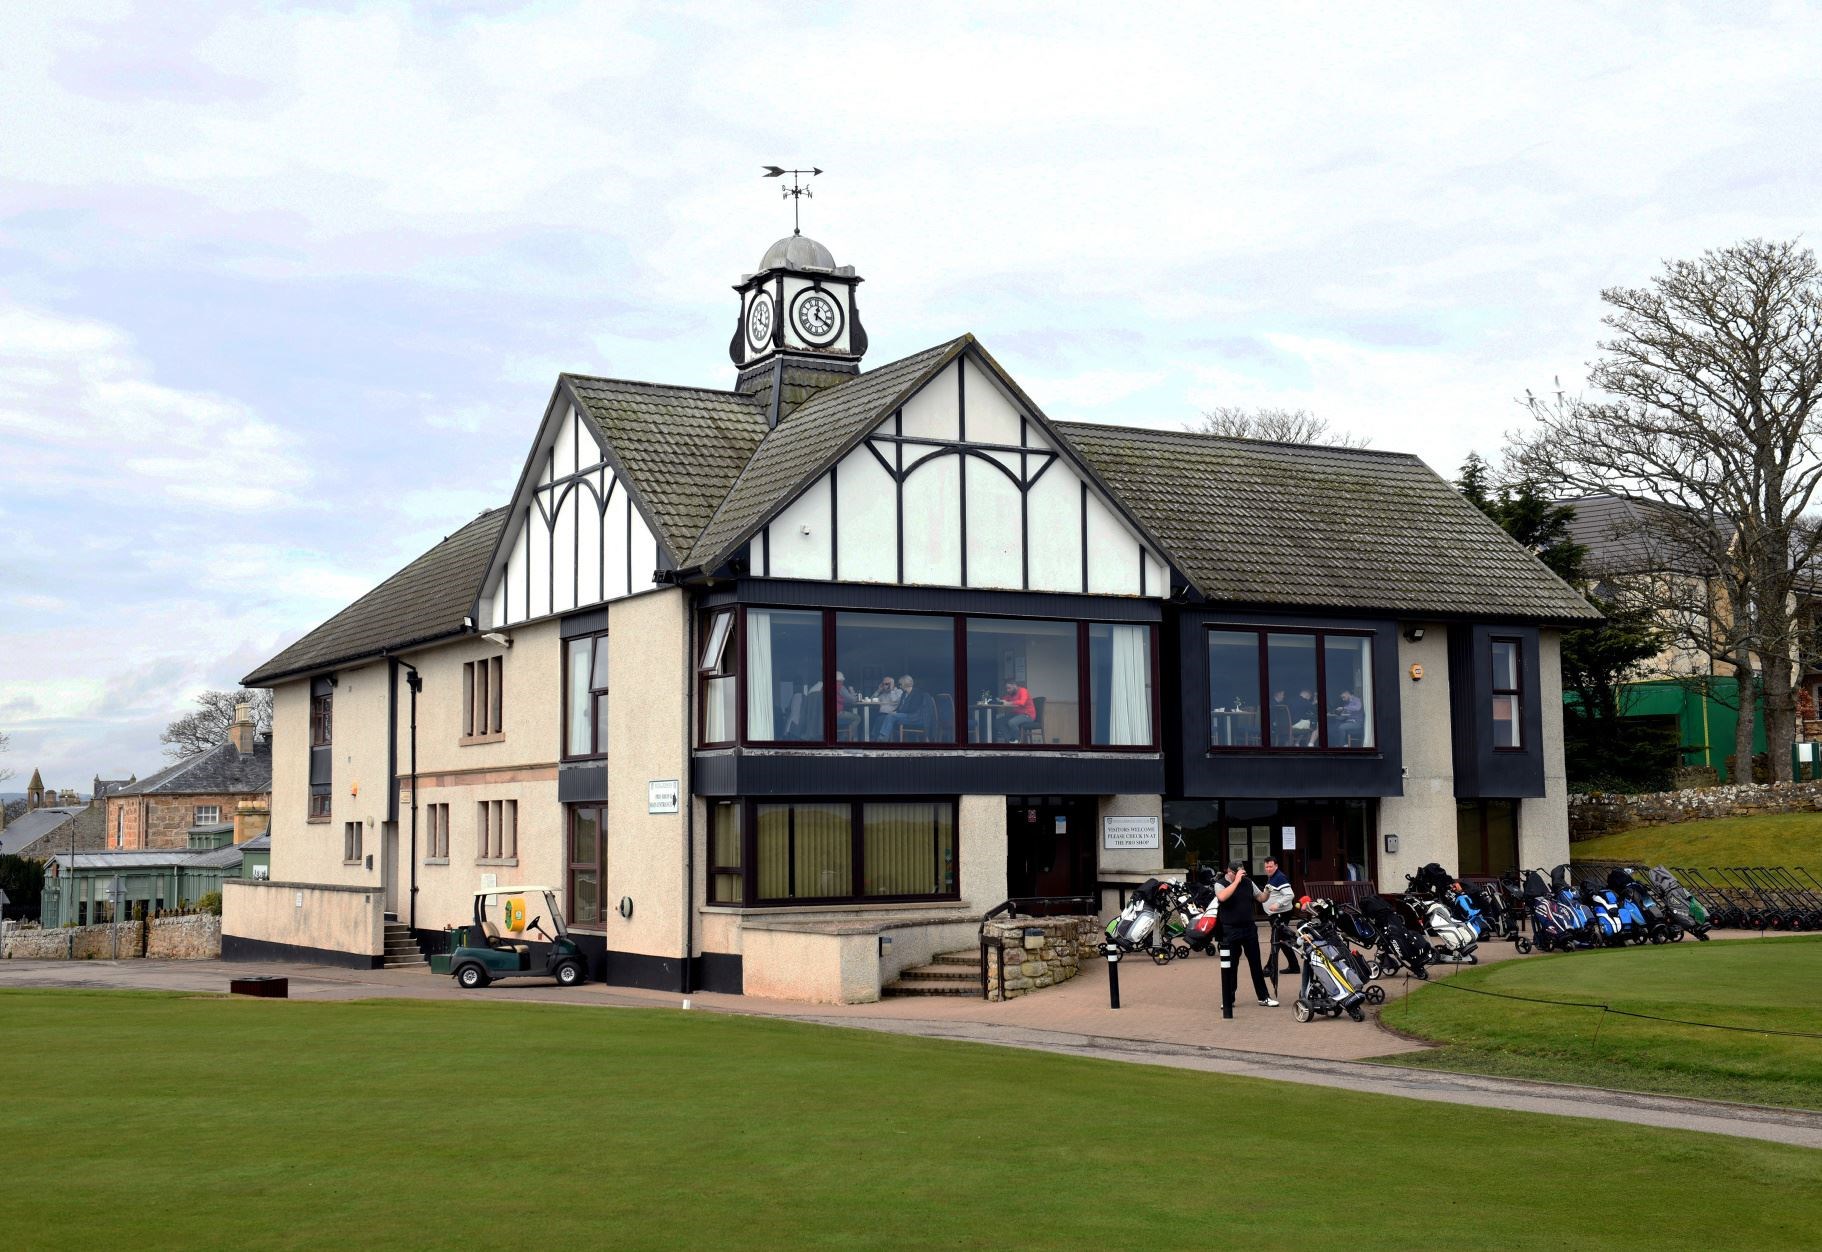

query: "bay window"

left=1205, top=627, right=1374, bottom=751
left=733, top=798, right=959, bottom=905
left=696, top=605, right=1156, bottom=750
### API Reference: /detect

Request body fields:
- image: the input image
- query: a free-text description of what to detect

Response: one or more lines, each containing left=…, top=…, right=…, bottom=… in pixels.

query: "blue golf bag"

left=1526, top=869, right=1590, bottom=952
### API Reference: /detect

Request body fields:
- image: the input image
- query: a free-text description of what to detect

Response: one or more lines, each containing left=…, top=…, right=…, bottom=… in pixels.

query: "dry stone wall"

left=2, top=915, right=221, bottom=960
left=982, top=915, right=1101, bottom=1001
left=1570, top=780, right=1822, bottom=841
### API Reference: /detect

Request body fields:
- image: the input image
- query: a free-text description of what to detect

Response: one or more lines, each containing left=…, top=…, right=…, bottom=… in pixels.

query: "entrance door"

left=382, top=822, right=400, bottom=919
left=1005, top=797, right=1096, bottom=907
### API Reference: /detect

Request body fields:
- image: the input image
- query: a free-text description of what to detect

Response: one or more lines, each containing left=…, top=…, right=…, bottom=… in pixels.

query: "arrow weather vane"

left=762, top=165, right=822, bottom=236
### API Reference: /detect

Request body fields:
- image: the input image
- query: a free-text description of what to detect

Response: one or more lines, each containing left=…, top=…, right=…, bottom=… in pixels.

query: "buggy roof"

left=472, top=885, right=557, bottom=897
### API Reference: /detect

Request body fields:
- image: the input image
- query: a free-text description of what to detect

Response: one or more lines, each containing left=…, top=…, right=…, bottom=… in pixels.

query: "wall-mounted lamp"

left=1403, top=626, right=1426, bottom=643
left=482, top=631, right=513, bottom=649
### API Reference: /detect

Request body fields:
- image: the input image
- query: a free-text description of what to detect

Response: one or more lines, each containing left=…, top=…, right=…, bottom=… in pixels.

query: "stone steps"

left=382, top=923, right=426, bottom=969
left=882, top=952, right=984, bottom=998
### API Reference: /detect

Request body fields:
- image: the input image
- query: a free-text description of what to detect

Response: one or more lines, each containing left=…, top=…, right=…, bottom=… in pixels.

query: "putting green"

left=5, top=988, right=1821, bottom=1249
left=1380, top=935, right=1822, bottom=1108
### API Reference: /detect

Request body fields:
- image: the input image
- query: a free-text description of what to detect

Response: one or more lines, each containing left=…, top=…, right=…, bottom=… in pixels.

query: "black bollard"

left=1104, top=943, right=1121, bottom=1009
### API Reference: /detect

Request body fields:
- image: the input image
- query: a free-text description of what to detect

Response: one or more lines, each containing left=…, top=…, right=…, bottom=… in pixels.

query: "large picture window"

left=1491, top=638, right=1523, bottom=750
left=965, top=619, right=1079, bottom=745
left=732, top=798, right=960, bottom=905
left=696, top=605, right=1157, bottom=751
left=564, top=632, right=609, bottom=758
left=1205, top=627, right=1374, bottom=752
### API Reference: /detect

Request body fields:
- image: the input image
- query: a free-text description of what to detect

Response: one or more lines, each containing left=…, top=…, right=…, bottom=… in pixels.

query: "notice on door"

left=1102, top=815, right=1161, bottom=850
left=1280, top=825, right=1297, bottom=850
left=647, top=779, right=680, bottom=815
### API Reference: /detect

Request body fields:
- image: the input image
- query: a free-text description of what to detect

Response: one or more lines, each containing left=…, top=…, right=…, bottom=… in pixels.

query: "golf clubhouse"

left=221, top=231, right=1598, bottom=1002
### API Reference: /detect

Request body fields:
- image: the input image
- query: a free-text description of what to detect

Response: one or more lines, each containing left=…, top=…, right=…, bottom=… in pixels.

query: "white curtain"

left=1357, top=640, right=1375, bottom=748
left=1106, top=624, right=1151, bottom=745
left=747, top=609, right=775, bottom=739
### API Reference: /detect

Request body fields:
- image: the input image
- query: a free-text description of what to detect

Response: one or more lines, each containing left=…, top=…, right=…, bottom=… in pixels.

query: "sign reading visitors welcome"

left=1102, top=816, right=1160, bottom=850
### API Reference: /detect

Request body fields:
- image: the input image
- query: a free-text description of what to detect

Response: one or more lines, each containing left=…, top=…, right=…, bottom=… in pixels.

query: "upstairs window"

left=477, top=799, right=518, bottom=861
left=463, top=656, right=505, bottom=741
left=310, top=693, right=333, bottom=746
left=1491, top=638, right=1523, bottom=749
left=425, top=803, right=450, bottom=860
left=1205, top=627, right=1374, bottom=751
left=698, top=609, right=737, bottom=745
left=193, top=805, right=221, bottom=825
left=308, top=789, right=331, bottom=821
left=565, top=632, right=610, bottom=758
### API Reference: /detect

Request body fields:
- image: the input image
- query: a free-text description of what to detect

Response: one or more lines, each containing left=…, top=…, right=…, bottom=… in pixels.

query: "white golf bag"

left=1413, top=897, right=1479, bottom=963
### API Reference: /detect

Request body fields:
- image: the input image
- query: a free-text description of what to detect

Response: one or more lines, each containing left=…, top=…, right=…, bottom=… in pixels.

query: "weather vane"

left=762, top=165, right=822, bottom=236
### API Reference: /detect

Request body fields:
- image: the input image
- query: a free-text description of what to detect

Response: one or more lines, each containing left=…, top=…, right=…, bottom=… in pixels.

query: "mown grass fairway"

left=6, top=990, right=1822, bottom=1250
left=1381, top=936, right=1822, bottom=1108
left=1573, top=810, right=1822, bottom=880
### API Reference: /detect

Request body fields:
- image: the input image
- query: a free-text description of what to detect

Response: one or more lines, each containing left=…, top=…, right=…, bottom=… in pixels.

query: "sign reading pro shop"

left=1102, top=815, right=1160, bottom=850
left=647, top=780, right=680, bottom=815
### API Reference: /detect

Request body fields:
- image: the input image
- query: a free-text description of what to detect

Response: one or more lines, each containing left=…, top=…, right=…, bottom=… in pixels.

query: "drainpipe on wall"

left=681, top=601, right=695, bottom=996
left=404, top=663, right=422, bottom=931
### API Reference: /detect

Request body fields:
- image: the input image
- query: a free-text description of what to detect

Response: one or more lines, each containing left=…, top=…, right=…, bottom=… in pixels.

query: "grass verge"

left=6, top=988, right=1822, bottom=1249
left=1573, top=810, right=1822, bottom=880
left=1378, top=935, right=1822, bottom=1109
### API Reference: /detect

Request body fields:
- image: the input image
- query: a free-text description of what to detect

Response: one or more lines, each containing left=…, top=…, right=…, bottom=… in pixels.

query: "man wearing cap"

left=1212, top=860, right=1276, bottom=1018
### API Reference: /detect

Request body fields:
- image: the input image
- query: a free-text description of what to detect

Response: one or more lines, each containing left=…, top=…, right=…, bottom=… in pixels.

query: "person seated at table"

left=1331, top=689, right=1363, bottom=746
left=821, top=671, right=859, bottom=740
left=1292, top=687, right=1320, bottom=746
left=875, top=674, right=937, bottom=741
left=872, top=675, right=903, bottom=718
left=1269, top=688, right=1293, bottom=745
left=994, top=679, right=1038, bottom=742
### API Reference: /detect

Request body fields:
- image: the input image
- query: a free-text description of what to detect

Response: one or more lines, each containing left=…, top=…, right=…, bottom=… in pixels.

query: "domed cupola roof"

left=758, top=235, right=837, bottom=273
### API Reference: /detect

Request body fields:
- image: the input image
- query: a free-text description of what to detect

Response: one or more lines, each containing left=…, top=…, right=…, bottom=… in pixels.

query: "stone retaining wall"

left=2, top=914, right=221, bottom=960
left=982, top=915, right=1101, bottom=1001
left=1570, top=780, right=1822, bottom=841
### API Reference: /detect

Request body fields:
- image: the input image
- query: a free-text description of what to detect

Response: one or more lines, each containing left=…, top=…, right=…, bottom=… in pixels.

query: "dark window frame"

left=1456, top=798, right=1521, bottom=877
left=709, top=604, right=1159, bottom=753
left=1202, top=625, right=1377, bottom=755
left=1490, top=636, right=1524, bottom=753
left=310, top=693, right=333, bottom=747
left=562, top=630, right=610, bottom=761
left=697, top=608, right=739, bottom=748
left=709, top=800, right=743, bottom=904
left=308, top=788, right=331, bottom=821
left=567, top=803, right=607, bottom=927
left=728, top=796, right=962, bottom=907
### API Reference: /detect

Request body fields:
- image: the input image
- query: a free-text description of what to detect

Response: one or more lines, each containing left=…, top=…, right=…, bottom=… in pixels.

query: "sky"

left=2, top=0, right=1818, bottom=788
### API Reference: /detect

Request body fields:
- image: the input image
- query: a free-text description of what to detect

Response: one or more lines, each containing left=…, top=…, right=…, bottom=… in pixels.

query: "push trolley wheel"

left=1515, top=937, right=1533, bottom=954
left=1347, top=1004, right=1366, bottom=1022
left=1292, top=999, right=1313, bottom=1023
left=1365, top=985, right=1386, bottom=1005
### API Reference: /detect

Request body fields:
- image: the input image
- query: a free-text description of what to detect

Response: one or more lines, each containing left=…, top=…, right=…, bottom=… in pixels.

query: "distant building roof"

left=116, top=739, right=272, bottom=799
left=243, top=509, right=507, bottom=686
left=0, top=806, right=84, bottom=857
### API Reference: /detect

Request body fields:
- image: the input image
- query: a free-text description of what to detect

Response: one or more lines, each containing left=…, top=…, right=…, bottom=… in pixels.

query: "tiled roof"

left=1559, top=495, right=1727, bottom=579
left=1058, top=423, right=1599, bottom=621
left=117, top=740, right=272, bottom=798
left=684, top=337, right=970, bottom=569
left=0, top=807, right=83, bottom=857
left=245, top=509, right=507, bottom=685
left=562, top=377, right=767, bottom=562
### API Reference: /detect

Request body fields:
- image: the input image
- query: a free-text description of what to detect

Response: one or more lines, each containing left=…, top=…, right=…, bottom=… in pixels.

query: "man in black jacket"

left=1213, top=860, right=1276, bottom=1018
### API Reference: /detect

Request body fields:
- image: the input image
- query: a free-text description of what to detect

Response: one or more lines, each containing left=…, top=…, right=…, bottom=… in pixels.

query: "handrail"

left=978, top=895, right=1099, bottom=1000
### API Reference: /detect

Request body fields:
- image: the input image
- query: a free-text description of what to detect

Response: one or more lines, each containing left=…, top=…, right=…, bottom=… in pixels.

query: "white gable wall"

left=756, top=354, right=1166, bottom=597
left=482, top=404, right=666, bottom=628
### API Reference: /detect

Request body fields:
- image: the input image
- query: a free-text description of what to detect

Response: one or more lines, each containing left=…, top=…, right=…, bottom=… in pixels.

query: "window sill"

left=700, top=899, right=969, bottom=917
left=476, top=857, right=519, bottom=867
left=342, top=859, right=363, bottom=867
left=424, top=858, right=449, bottom=866
left=460, top=732, right=506, bottom=746
left=307, top=817, right=331, bottom=825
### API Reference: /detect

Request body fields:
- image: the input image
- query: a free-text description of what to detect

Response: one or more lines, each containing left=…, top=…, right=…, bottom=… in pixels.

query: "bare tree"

left=1513, top=239, right=1822, bottom=782
left=1192, top=406, right=1372, bottom=448
left=0, top=729, right=12, bottom=785
left=160, top=690, right=274, bottom=760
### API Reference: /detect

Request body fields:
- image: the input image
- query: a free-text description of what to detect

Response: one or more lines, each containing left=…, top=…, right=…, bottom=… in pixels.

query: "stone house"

left=107, top=705, right=273, bottom=850
left=225, top=227, right=1594, bottom=1000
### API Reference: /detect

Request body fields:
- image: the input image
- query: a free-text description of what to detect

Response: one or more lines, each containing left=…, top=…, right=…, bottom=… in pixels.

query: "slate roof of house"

left=684, top=336, right=970, bottom=569
left=115, top=740, right=272, bottom=799
left=244, top=508, right=508, bottom=685
left=1559, top=495, right=1730, bottom=580
left=1057, top=423, right=1600, bottom=621
left=0, top=807, right=84, bottom=857
left=92, top=777, right=135, bottom=799
left=562, top=376, right=767, bottom=563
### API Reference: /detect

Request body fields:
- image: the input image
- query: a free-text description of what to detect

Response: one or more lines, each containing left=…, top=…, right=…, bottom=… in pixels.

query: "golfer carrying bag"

left=1214, top=860, right=1278, bottom=1018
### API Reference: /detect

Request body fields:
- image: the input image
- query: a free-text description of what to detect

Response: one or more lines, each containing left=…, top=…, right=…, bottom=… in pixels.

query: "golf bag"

left=1577, top=877, right=1631, bottom=945
left=1407, top=894, right=1479, bottom=963
left=1360, top=894, right=1434, bottom=978
left=1608, top=868, right=1674, bottom=943
left=1409, top=862, right=1457, bottom=901
left=1106, top=878, right=1174, bottom=957
left=1448, top=884, right=1491, bottom=939
left=1303, top=899, right=1376, bottom=988
left=1523, top=869, right=1590, bottom=952
left=1550, top=865, right=1601, bottom=945
left=1648, top=866, right=1712, bottom=940
left=1335, top=902, right=1379, bottom=948
left=1290, top=916, right=1368, bottom=1023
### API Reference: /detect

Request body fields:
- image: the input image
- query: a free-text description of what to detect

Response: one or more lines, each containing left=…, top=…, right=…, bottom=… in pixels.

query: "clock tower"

left=730, top=234, right=868, bottom=426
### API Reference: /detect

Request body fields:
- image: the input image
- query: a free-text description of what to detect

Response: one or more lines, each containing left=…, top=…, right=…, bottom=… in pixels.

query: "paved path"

left=5, top=939, right=1818, bottom=1149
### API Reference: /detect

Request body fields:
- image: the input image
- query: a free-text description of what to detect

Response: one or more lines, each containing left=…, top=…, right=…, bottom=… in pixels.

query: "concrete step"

left=882, top=978, right=978, bottom=998
left=383, top=956, right=427, bottom=969
left=897, top=963, right=978, bottom=983
left=931, top=950, right=982, bottom=967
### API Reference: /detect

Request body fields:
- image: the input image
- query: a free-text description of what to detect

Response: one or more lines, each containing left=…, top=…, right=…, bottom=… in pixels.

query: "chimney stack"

left=230, top=702, right=256, bottom=755
left=233, top=796, right=269, bottom=846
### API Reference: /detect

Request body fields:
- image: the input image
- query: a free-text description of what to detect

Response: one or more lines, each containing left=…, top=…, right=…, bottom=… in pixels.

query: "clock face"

left=791, top=289, right=843, bottom=345
left=746, top=295, right=774, bottom=350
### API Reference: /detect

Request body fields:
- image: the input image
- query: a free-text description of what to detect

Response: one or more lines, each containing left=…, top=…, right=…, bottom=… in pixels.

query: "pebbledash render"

left=222, top=231, right=1597, bottom=1002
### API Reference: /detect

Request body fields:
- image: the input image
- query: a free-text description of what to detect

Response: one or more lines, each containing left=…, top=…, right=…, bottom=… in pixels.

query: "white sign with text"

left=647, top=780, right=680, bottom=815
left=1102, top=815, right=1161, bottom=850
